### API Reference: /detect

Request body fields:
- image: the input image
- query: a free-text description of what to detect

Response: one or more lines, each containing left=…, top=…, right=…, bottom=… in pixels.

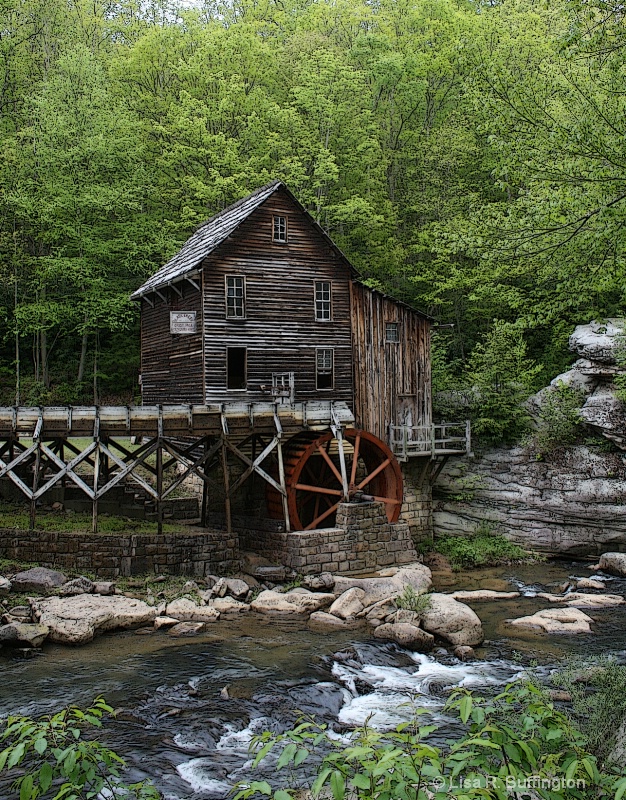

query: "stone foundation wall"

left=400, top=462, right=433, bottom=546
left=239, top=502, right=418, bottom=574
left=0, top=527, right=239, bottom=578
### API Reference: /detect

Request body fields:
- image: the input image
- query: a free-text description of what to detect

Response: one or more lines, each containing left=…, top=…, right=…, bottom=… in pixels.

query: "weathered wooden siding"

left=140, top=280, right=204, bottom=404
left=202, top=186, right=354, bottom=405
left=351, top=282, right=431, bottom=440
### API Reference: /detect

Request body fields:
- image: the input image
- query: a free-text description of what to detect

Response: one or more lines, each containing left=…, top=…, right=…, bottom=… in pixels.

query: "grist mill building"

left=129, top=181, right=469, bottom=571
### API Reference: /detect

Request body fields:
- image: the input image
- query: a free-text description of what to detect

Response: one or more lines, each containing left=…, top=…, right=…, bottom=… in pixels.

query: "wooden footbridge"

left=0, top=403, right=469, bottom=534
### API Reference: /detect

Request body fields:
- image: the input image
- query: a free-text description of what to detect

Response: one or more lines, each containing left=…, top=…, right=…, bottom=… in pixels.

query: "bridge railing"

left=389, top=421, right=471, bottom=460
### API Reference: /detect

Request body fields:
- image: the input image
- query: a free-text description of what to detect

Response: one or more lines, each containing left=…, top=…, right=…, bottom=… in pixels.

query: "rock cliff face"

left=433, top=320, right=626, bottom=557
left=433, top=446, right=626, bottom=556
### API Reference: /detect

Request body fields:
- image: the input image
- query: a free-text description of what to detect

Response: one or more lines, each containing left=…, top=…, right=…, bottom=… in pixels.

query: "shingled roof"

left=131, top=181, right=286, bottom=299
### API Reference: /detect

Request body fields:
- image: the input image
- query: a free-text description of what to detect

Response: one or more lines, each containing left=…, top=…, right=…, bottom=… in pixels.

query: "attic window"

left=386, top=322, right=399, bottom=342
left=273, top=215, right=287, bottom=242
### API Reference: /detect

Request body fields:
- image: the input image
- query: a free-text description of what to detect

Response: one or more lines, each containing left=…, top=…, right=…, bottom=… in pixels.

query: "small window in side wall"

left=386, top=322, right=399, bottom=342
left=226, top=276, right=245, bottom=318
left=316, top=348, right=334, bottom=390
left=315, top=281, right=332, bottom=321
left=227, top=347, right=247, bottom=390
left=273, top=215, right=287, bottom=242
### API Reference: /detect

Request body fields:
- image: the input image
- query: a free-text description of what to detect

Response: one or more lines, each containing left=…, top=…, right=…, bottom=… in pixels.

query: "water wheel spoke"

left=294, top=483, right=343, bottom=497
left=357, top=457, right=391, bottom=490
left=305, top=500, right=341, bottom=531
left=349, top=432, right=361, bottom=487
left=315, top=444, right=343, bottom=486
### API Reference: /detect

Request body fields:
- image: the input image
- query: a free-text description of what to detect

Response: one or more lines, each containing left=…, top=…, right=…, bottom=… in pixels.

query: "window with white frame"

left=315, top=281, right=331, bottom=321
left=316, top=348, right=334, bottom=390
left=226, top=276, right=245, bottom=318
left=272, top=215, right=287, bottom=242
left=385, top=322, right=399, bottom=342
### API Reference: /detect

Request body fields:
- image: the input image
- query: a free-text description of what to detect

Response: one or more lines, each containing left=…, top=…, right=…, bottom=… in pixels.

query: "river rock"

left=303, top=572, right=335, bottom=591
left=328, top=588, right=365, bottom=620
left=168, top=621, right=206, bottom=637
left=599, top=553, right=626, bottom=576
left=506, top=607, right=593, bottom=634
left=7, top=605, right=31, bottom=619
left=309, top=611, right=363, bottom=631
left=453, top=645, right=475, bottom=661
left=420, top=593, right=484, bottom=646
left=569, top=319, right=625, bottom=364
left=209, top=598, right=248, bottom=613
left=537, top=591, right=625, bottom=607
left=93, top=582, right=116, bottom=596
left=225, top=579, right=249, bottom=600
left=450, top=590, right=520, bottom=601
left=0, top=622, right=49, bottom=647
left=361, top=598, right=397, bottom=621
left=154, top=616, right=179, bottom=629
left=332, top=565, right=432, bottom=607
left=250, top=589, right=334, bottom=615
left=373, top=623, right=434, bottom=652
left=60, top=577, right=95, bottom=596
left=12, top=567, right=67, bottom=593
left=576, top=578, right=605, bottom=590
left=31, top=595, right=157, bottom=644
left=0, top=577, right=11, bottom=595
left=165, top=598, right=220, bottom=622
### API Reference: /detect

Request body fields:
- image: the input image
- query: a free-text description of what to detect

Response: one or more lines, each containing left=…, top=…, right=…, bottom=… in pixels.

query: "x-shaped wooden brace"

left=222, top=436, right=285, bottom=497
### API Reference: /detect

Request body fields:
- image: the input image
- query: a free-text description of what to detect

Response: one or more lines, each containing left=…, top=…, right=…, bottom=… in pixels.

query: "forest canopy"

left=0, top=0, right=623, bottom=412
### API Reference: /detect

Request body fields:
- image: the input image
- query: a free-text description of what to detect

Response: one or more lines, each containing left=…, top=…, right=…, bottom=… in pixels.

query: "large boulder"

left=0, top=622, right=49, bottom=647
left=165, top=598, right=220, bottom=622
left=250, top=589, right=334, bottom=615
left=12, top=567, right=67, bottom=593
left=31, top=594, right=157, bottom=645
left=579, top=386, right=626, bottom=450
left=569, top=319, right=625, bottom=364
left=506, top=607, right=593, bottom=635
left=420, top=593, right=484, bottom=646
left=333, top=565, right=432, bottom=607
left=328, top=588, right=365, bottom=620
left=599, top=553, right=626, bottom=576
left=373, top=623, right=434, bottom=652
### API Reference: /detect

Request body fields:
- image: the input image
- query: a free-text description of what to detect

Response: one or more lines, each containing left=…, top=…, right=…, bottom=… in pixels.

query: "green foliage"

left=530, top=381, right=586, bottom=454
left=554, top=657, right=626, bottom=766
left=234, top=681, right=626, bottom=799
left=435, top=523, right=530, bottom=570
left=394, top=586, right=430, bottom=615
left=0, top=697, right=160, bottom=799
left=465, top=321, right=541, bottom=445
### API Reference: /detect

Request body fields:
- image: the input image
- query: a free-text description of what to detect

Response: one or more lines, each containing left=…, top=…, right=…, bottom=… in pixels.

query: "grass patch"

left=0, top=501, right=184, bottom=535
left=435, top=522, right=533, bottom=570
left=395, top=585, right=431, bottom=615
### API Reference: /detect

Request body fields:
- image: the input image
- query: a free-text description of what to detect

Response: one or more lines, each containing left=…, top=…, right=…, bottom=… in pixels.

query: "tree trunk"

left=77, top=330, right=88, bottom=383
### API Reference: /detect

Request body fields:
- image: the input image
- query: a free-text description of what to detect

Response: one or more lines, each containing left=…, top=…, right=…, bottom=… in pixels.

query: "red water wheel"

left=266, top=429, right=403, bottom=531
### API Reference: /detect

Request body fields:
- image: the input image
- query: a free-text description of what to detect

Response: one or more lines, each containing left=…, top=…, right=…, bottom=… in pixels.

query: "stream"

left=2, top=559, right=626, bottom=798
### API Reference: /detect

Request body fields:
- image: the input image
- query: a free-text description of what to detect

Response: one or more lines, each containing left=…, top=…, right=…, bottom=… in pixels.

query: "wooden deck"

left=389, top=421, right=471, bottom=461
left=0, top=401, right=355, bottom=440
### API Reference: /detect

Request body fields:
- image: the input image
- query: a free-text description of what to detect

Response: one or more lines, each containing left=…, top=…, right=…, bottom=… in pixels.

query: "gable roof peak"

left=131, top=180, right=286, bottom=299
